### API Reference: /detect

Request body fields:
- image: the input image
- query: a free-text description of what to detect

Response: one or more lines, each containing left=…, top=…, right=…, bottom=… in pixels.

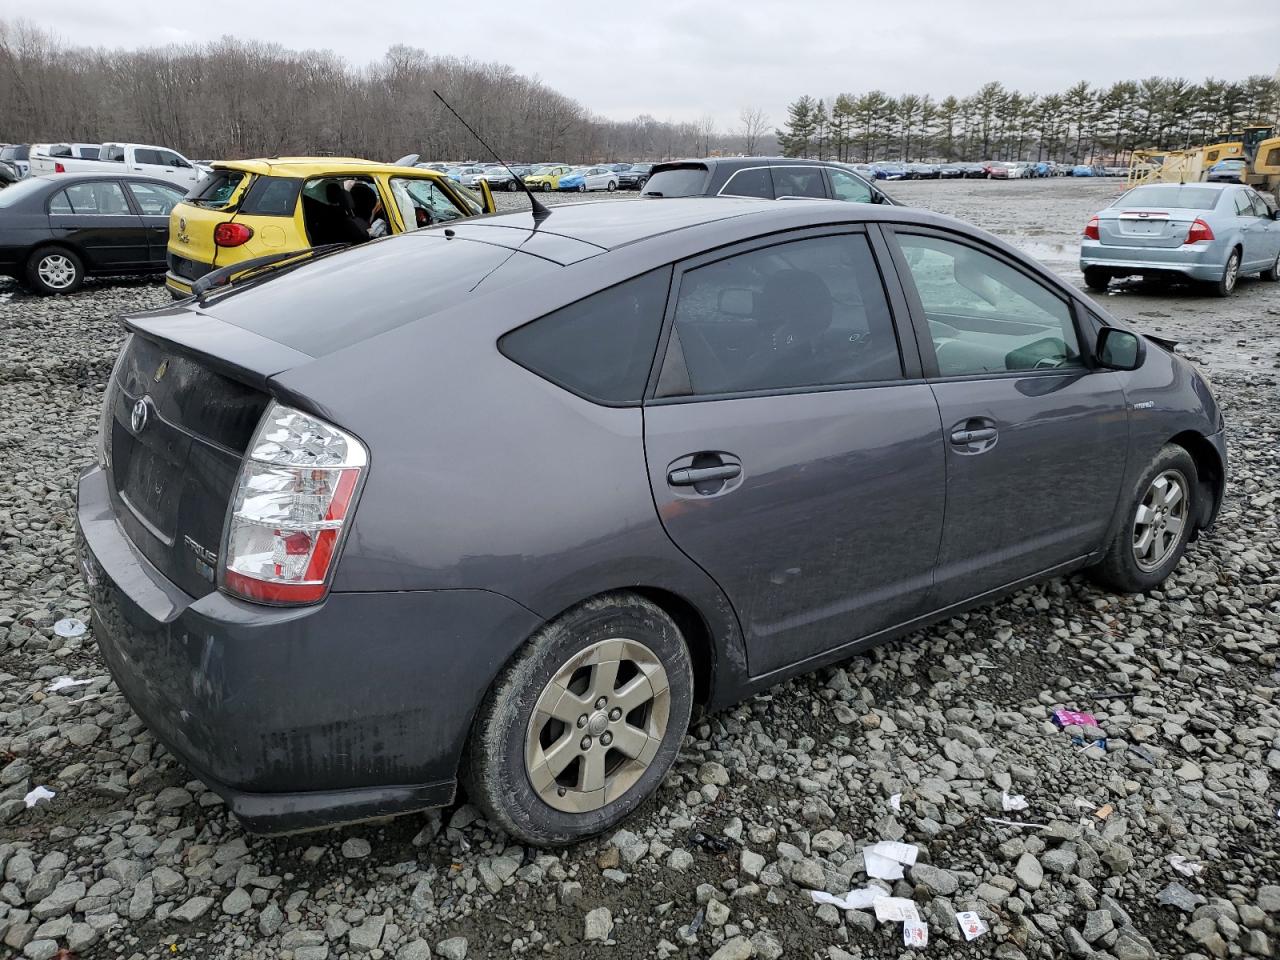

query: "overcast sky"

left=13, top=2, right=1280, bottom=130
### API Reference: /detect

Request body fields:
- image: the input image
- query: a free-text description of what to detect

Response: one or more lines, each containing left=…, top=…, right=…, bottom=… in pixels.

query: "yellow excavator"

left=1127, top=126, right=1280, bottom=198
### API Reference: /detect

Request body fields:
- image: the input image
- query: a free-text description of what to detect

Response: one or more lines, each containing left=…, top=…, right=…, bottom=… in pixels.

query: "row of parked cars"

left=413, top=160, right=654, bottom=192
left=852, top=159, right=1125, bottom=180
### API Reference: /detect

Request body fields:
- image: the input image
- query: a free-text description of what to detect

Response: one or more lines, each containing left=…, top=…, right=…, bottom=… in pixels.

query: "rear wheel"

left=26, top=246, right=83, bottom=295
left=1261, top=250, right=1279, bottom=282
left=540, top=182, right=550, bottom=193
left=1083, top=268, right=1110, bottom=292
left=463, top=593, right=694, bottom=846
left=1212, top=249, right=1240, bottom=297
left=1089, top=444, right=1197, bottom=593
left=607, top=181, right=617, bottom=192
left=637, top=177, right=648, bottom=191
left=508, top=180, right=519, bottom=192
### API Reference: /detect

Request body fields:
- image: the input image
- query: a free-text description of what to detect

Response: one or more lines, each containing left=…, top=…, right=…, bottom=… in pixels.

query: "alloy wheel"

left=524, top=637, right=670, bottom=813
left=1224, top=253, right=1239, bottom=292
left=37, top=254, right=77, bottom=290
left=1132, top=469, right=1188, bottom=572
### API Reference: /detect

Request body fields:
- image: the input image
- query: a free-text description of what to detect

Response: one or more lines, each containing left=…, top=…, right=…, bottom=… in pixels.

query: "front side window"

left=500, top=268, right=671, bottom=405
left=389, top=177, right=469, bottom=229
left=51, top=181, right=130, bottom=215
left=126, top=181, right=185, bottom=216
left=896, top=233, right=1083, bottom=376
left=662, top=233, right=901, bottom=396
left=772, top=167, right=826, bottom=199
left=829, top=168, right=873, bottom=203
left=720, top=168, right=772, bottom=199
left=157, top=150, right=189, bottom=168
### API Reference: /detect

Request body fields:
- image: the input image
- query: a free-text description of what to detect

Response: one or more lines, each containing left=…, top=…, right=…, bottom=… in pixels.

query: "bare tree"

left=739, top=106, right=768, bottom=155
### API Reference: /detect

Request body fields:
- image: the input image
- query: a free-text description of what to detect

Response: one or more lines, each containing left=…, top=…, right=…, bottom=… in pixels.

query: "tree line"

left=0, top=19, right=759, bottom=163
left=777, top=77, right=1280, bottom=165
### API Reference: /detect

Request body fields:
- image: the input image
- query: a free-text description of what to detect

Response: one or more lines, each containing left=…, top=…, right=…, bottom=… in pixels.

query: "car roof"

left=466, top=196, right=952, bottom=250
left=26, top=172, right=182, bottom=186
left=212, top=157, right=452, bottom=178
left=1129, top=180, right=1235, bottom=190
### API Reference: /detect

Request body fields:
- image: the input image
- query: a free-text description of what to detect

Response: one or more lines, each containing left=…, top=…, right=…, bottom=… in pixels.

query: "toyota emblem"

left=131, top=398, right=149, bottom=433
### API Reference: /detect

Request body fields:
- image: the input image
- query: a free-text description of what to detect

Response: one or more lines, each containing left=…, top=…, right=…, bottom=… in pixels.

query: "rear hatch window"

left=642, top=164, right=710, bottom=197
left=203, top=234, right=557, bottom=357
left=186, top=169, right=250, bottom=208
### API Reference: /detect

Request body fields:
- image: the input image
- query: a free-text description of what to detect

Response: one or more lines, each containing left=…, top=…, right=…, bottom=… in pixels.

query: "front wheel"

left=637, top=177, right=648, bottom=191
left=1083, top=268, right=1110, bottom=292
left=1088, top=444, right=1198, bottom=593
left=540, top=182, right=550, bottom=193
left=1212, top=249, right=1240, bottom=297
left=508, top=180, right=519, bottom=192
left=463, top=593, right=694, bottom=846
left=26, top=246, right=84, bottom=295
left=607, top=181, right=616, bottom=192
left=578, top=183, right=587, bottom=193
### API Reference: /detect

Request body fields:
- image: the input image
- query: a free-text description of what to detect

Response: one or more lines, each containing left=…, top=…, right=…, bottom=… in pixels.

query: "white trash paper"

left=903, top=917, right=929, bottom=948
left=53, top=618, right=87, bottom=638
left=24, top=786, right=55, bottom=808
left=889, top=793, right=902, bottom=812
left=46, top=676, right=98, bottom=693
left=957, top=910, right=989, bottom=941
left=810, top=888, right=882, bottom=911
left=1001, top=790, right=1029, bottom=812
left=1168, top=854, right=1203, bottom=877
left=863, top=840, right=918, bottom=880
left=873, top=897, right=920, bottom=923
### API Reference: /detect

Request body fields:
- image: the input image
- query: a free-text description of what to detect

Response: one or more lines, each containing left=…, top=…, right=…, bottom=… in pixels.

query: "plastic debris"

left=873, top=897, right=919, bottom=923
left=810, top=888, right=881, bottom=911
left=889, top=793, right=902, bottom=812
left=689, top=831, right=735, bottom=853
left=1001, top=790, right=1029, bottom=812
left=956, top=911, right=989, bottom=941
left=687, top=908, right=704, bottom=936
left=1167, top=854, right=1203, bottom=877
left=863, top=840, right=918, bottom=880
left=903, top=918, right=928, bottom=948
left=1157, top=881, right=1205, bottom=912
left=53, top=617, right=87, bottom=638
left=1127, top=743, right=1158, bottom=765
left=1052, top=708, right=1098, bottom=728
left=982, top=816, right=1049, bottom=829
left=24, top=786, right=55, bottom=807
left=46, top=676, right=98, bottom=693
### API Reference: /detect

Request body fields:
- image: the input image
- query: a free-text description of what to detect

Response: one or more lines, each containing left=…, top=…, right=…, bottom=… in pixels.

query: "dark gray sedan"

left=77, top=197, right=1226, bottom=845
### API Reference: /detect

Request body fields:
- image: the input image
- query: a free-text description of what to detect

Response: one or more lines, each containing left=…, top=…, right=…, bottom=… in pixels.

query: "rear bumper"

left=76, top=464, right=544, bottom=833
left=1080, top=240, right=1225, bottom=281
left=164, top=274, right=193, bottom=297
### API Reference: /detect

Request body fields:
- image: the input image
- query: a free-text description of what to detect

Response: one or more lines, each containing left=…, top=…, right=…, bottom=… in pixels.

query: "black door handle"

left=950, top=427, right=997, bottom=444
left=668, top=464, right=742, bottom=486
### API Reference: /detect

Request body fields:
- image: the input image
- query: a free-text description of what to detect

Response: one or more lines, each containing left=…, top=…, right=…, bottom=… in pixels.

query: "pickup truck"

left=29, top=142, right=208, bottom=187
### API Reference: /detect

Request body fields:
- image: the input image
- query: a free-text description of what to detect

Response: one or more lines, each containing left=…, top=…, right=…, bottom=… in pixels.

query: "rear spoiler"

left=189, top=243, right=350, bottom=302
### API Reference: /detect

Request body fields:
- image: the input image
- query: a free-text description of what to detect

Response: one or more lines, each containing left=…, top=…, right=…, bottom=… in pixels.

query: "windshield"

left=642, top=165, right=709, bottom=197
left=1215, top=160, right=1245, bottom=169
left=0, top=178, right=46, bottom=207
left=1115, top=185, right=1223, bottom=210
left=1, top=145, right=29, bottom=161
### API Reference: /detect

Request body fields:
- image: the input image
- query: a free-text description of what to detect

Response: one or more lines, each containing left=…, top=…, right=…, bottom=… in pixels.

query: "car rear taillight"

left=1083, top=216, right=1100, bottom=240
left=222, top=404, right=367, bottom=605
left=1186, top=219, right=1214, bottom=243
left=214, top=222, right=254, bottom=247
left=53, top=162, right=65, bottom=173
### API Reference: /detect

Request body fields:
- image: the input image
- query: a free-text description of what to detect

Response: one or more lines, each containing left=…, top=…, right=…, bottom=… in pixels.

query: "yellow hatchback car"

left=165, top=157, right=496, bottom=296
left=522, top=164, right=574, bottom=192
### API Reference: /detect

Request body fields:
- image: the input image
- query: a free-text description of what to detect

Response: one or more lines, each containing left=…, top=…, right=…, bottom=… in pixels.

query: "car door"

left=885, top=226, right=1129, bottom=608
left=1252, top=191, right=1280, bottom=263
left=642, top=228, right=946, bottom=677
left=47, top=180, right=149, bottom=270
left=122, top=180, right=186, bottom=264
left=1241, top=189, right=1278, bottom=268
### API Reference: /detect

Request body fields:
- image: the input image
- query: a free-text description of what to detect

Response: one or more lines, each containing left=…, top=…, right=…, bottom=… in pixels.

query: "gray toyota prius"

left=77, top=197, right=1226, bottom=845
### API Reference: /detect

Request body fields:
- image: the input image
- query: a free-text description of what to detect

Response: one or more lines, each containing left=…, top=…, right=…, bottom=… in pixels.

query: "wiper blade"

left=191, top=244, right=350, bottom=303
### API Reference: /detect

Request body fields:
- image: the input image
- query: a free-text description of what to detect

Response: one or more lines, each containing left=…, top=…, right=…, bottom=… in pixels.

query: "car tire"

left=26, top=246, right=84, bottom=295
left=637, top=177, right=648, bottom=191
left=540, top=182, right=550, bottom=193
left=463, top=592, right=694, bottom=847
left=1261, top=250, right=1279, bottom=282
left=607, top=181, right=616, bottom=192
left=1088, top=444, right=1198, bottom=594
left=508, top=180, right=519, bottom=192
left=1083, top=268, right=1110, bottom=292
left=1212, top=249, right=1240, bottom=297
left=578, top=183, right=587, bottom=193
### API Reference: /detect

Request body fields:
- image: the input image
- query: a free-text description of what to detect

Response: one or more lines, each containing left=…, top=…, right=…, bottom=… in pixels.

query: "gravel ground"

left=1, top=179, right=1278, bottom=960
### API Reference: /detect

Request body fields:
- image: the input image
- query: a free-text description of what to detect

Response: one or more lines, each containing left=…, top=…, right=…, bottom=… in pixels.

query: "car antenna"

left=433, top=90, right=550, bottom=225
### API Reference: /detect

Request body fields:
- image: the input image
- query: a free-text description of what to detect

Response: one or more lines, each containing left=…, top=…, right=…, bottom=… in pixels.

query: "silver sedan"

left=1080, top=182, right=1280, bottom=296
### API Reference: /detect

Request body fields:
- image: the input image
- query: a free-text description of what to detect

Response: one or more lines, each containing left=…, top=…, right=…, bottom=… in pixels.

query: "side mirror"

left=1095, top=326, right=1144, bottom=371
left=477, top=179, right=496, bottom=215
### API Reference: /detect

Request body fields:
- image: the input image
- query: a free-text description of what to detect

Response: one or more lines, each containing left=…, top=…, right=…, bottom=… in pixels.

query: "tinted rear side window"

left=642, top=166, right=709, bottom=197
left=720, top=168, right=772, bottom=199
left=240, top=176, right=301, bottom=216
left=500, top=268, right=672, bottom=405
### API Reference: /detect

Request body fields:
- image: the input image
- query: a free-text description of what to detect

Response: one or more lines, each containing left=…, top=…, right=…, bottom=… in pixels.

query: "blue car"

left=1080, top=181, right=1280, bottom=296
left=557, top=168, right=587, bottom=191
left=1072, top=164, right=1095, bottom=177
left=871, top=162, right=909, bottom=181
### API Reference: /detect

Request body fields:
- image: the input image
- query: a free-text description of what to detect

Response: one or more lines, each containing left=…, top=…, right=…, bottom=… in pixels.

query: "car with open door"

left=0, top=172, right=187, bottom=293
left=80, top=195, right=1224, bottom=846
left=164, top=157, right=495, bottom=297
